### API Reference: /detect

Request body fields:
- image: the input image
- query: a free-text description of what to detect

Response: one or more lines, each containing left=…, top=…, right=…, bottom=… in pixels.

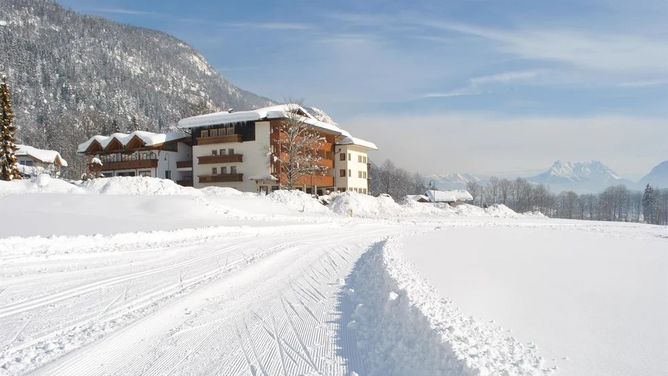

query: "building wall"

left=334, top=144, right=370, bottom=194
left=157, top=142, right=192, bottom=182
left=192, top=121, right=271, bottom=191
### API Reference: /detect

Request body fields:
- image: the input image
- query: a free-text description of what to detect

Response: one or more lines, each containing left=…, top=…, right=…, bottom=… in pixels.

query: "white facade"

left=334, top=144, right=370, bottom=194
left=192, top=121, right=272, bottom=190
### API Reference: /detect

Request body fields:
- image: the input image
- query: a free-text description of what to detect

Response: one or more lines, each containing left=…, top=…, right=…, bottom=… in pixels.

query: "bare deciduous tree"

left=274, top=104, right=327, bottom=190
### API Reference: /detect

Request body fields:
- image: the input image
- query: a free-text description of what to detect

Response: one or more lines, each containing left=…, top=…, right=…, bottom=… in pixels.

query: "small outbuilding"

left=424, top=189, right=473, bottom=204
left=16, top=144, right=68, bottom=177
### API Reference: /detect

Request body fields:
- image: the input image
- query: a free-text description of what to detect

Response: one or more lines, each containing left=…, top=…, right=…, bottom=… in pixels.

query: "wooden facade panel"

left=198, top=173, right=243, bottom=183
left=176, top=160, right=193, bottom=169
left=196, top=134, right=242, bottom=145
left=197, top=154, right=243, bottom=164
left=295, top=175, right=334, bottom=187
left=95, top=159, right=158, bottom=171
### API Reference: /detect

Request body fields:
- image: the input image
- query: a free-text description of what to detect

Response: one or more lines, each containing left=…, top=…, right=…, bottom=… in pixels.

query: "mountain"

left=528, top=160, right=633, bottom=194
left=639, top=160, right=668, bottom=188
left=429, top=173, right=482, bottom=190
left=0, top=0, right=273, bottom=175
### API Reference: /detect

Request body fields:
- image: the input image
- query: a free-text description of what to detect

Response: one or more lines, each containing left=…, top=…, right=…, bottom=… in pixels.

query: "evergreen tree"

left=0, top=75, right=21, bottom=181
left=642, top=184, right=657, bottom=224
left=130, top=116, right=139, bottom=131
left=112, top=119, right=121, bottom=133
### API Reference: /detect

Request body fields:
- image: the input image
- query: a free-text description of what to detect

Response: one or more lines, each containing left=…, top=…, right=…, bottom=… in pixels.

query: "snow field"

left=342, top=238, right=554, bottom=376
left=13, top=224, right=407, bottom=376
left=398, top=223, right=668, bottom=376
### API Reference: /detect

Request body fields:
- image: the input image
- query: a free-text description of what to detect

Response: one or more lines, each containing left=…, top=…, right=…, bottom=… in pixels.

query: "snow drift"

left=343, top=239, right=554, bottom=376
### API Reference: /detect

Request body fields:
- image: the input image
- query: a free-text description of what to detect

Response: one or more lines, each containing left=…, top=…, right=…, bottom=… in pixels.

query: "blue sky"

left=58, top=0, right=668, bottom=178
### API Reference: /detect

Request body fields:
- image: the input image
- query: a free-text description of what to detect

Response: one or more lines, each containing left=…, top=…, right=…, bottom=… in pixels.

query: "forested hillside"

left=0, top=0, right=272, bottom=176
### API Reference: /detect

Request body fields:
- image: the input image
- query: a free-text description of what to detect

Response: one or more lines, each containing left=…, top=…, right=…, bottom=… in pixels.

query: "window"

left=212, top=167, right=217, bottom=175
left=223, top=124, right=234, bottom=135
left=358, top=171, right=363, bottom=178
left=221, top=166, right=228, bottom=174
left=339, top=169, right=346, bottom=177
left=228, top=148, right=235, bottom=155
left=358, top=155, right=363, bottom=163
left=348, top=153, right=351, bottom=161
left=363, top=171, right=367, bottom=179
left=201, top=130, right=209, bottom=137
left=212, top=149, right=218, bottom=156
left=230, top=166, right=237, bottom=174
left=339, top=153, right=346, bottom=161
left=164, top=170, right=171, bottom=179
left=348, top=169, right=351, bottom=177
left=210, top=129, right=218, bottom=137
left=219, top=149, right=226, bottom=155
left=363, top=156, right=367, bottom=163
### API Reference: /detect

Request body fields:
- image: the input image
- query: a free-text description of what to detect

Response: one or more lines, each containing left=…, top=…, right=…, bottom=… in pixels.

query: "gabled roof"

left=177, top=104, right=352, bottom=137
left=425, top=189, right=473, bottom=203
left=16, top=145, right=68, bottom=166
left=78, top=130, right=188, bottom=154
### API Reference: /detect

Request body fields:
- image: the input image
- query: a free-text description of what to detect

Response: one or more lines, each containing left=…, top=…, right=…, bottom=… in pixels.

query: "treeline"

left=369, top=160, right=428, bottom=199
left=466, top=178, right=668, bottom=225
left=369, top=160, right=667, bottom=225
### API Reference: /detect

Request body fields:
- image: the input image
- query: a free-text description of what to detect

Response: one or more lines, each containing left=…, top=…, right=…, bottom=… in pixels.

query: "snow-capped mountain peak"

left=545, top=160, right=621, bottom=181
left=639, top=160, right=668, bottom=188
left=530, top=160, right=628, bottom=193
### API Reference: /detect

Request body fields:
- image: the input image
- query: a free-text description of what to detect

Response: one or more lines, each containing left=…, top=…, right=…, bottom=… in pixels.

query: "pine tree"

left=131, top=116, right=139, bottom=131
left=642, top=184, right=657, bottom=224
left=0, top=75, right=21, bottom=181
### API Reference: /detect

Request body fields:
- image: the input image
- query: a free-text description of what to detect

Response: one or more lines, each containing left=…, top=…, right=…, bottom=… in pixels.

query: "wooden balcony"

left=318, top=142, right=334, bottom=152
left=176, top=160, right=192, bottom=169
left=318, top=159, right=334, bottom=169
left=177, top=179, right=193, bottom=187
left=196, top=134, right=242, bottom=145
left=197, top=154, right=243, bottom=164
left=198, top=173, right=243, bottom=183
left=94, top=159, right=158, bottom=171
left=295, top=175, right=334, bottom=187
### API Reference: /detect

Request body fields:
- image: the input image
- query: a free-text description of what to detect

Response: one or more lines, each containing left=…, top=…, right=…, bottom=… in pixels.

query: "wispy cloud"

left=421, top=70, right=543, bottom=99
left=424, top=20, right=668, bottom=74
left=618, top=79, right=668, bottom=88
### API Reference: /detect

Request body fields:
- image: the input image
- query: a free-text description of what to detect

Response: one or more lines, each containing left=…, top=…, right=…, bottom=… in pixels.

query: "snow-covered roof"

left=425, top=189, right=473, bottom=203
left=249, top=174, right=278, bottom=181
left=77, top=130, right=188, bottom=153
left=177, top=104, right=352, bottom=137
left=337, top=136, right=378, bottom=150
left=16, top=145, right=68, bottom=167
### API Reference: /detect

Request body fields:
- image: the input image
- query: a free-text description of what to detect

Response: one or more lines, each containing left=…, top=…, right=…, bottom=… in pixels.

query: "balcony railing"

left=176, top=160, right=193, bottom=169
left=196, top=134, right=242, bottom=145
left=295, top=175, right=334, bottom=187
left=198, top=173, right=243, bottom=183
left=177, top=179, right=193, bottom=187
left=197, top=154, right=243, bottom=164
left=93, top=159, right=158, bottom=171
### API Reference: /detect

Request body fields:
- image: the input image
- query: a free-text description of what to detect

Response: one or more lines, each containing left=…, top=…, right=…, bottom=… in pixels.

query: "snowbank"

left=344, top=239, right=554, bottom=376
left=80, top=176, right=200, bottom=196
left=266, top=189, right=331, bottom=214
left=0, top=174, right=83, bottom=195
left=329, top=192, right=404, bottom=217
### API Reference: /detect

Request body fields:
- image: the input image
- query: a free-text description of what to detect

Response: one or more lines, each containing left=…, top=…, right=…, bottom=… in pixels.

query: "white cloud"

left=421, top=70, right=543, bottom=99
left=425, top=21, right=668, bottom=74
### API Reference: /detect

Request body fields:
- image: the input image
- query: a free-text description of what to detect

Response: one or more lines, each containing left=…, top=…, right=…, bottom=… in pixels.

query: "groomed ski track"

left=1, top=222, right=410, bottom=375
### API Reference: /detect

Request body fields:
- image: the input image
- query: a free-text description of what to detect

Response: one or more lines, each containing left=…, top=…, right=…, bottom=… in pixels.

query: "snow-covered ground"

left=397, top=222, right=668, bottom=376
left=1, top=176, right=665, bottom=375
